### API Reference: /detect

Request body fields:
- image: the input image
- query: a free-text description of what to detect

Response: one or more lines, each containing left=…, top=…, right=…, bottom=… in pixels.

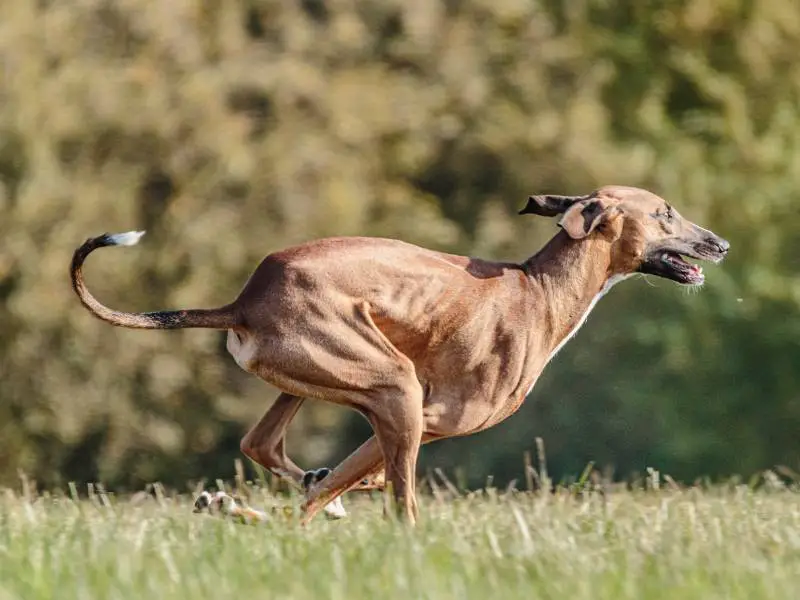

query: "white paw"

left=322, top=496, right=347, bottom=520
left=193, top=490, right=237, bottom=515
left=193, top=490, right=270, bottom=523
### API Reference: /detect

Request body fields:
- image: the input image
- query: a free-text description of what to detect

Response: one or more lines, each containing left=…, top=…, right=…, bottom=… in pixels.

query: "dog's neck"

left=523, top=231, right=620, bottom=361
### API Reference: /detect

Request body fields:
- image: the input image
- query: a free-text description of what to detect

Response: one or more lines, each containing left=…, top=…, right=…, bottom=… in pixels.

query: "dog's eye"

left=654, top=206, right=674, bottom=223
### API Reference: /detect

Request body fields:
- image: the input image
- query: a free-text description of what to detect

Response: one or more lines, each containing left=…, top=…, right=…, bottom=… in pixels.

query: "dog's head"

left=519, top=185, right=729, bottom=285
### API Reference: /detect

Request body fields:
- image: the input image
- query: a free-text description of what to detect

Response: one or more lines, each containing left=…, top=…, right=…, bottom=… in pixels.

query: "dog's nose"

left=709, top=237, right=730, bottom=254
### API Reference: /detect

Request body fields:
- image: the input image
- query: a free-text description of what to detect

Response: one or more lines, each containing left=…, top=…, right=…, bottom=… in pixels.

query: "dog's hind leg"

left=240, top=392, right=307, bottom=485
left=240, top=390, right=386, bottom=491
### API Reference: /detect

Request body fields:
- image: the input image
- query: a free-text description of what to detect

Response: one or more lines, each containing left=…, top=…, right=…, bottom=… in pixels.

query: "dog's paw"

left=193, top=490, right=270, bottom=524
left=302, top=468, right=347, bottom=520
left=302, top=467, right=331, bottom=490
left=193, top=490, right=237, bottom=515
left=193, top=490, right=212, bottom=513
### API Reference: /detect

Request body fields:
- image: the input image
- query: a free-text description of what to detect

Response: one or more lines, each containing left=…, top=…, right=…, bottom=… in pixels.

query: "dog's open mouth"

left=641, top=251, right=705, bottom=286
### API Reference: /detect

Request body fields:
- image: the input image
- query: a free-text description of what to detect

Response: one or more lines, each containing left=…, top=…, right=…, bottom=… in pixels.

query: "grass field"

left=0, top=475, right=798, bottom=600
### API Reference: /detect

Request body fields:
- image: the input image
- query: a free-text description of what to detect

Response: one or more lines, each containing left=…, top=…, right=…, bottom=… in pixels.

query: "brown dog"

left=71, top=185, right=729, bottom=525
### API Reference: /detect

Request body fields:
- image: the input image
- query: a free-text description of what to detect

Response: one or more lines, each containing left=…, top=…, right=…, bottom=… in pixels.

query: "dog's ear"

left=518, top=194, right=588, bottom=217
left=559, top=198, right=623, bottom=240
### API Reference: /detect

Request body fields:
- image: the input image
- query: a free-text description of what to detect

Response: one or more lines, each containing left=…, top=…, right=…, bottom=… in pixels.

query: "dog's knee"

left=239, top=436, right=255, bottom=460
left=240, top=436, right=265, bottom=465
left=240, top=436, right=280, bottom=468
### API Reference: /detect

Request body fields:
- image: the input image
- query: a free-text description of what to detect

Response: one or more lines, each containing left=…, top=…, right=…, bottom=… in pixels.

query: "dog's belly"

left=421, top=378, right=527, bottom=436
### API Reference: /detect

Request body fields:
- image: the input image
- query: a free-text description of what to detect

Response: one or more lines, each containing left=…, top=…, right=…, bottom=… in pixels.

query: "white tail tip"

left=107, top=231, right=146, bottom=246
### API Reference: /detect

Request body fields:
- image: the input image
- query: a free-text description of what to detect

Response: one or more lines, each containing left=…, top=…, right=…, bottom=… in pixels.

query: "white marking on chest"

left=525, top=274, right=632, bottom=397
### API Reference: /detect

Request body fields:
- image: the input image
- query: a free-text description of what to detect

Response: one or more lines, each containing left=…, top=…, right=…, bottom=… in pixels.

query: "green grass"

left=0, top=482, right=798, bottom=600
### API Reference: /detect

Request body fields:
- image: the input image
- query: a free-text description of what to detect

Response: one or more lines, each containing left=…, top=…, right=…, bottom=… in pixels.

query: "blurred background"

left=0, top=0, right=798, bottom=492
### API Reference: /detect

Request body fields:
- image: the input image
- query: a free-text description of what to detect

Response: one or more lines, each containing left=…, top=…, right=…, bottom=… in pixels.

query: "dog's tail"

left=71, top=231, right=238, bottom=330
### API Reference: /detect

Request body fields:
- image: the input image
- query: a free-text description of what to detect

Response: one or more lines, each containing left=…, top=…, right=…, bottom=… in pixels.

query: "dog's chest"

left=539, top=273, right=633, bottom=373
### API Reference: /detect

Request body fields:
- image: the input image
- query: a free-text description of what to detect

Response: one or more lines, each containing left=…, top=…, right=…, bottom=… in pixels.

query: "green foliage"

left=0, top=0, right=798, bottom=487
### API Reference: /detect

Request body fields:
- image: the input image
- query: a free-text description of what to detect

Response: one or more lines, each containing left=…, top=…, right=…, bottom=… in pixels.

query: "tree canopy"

left=0, top=0, right=797, bottom=489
